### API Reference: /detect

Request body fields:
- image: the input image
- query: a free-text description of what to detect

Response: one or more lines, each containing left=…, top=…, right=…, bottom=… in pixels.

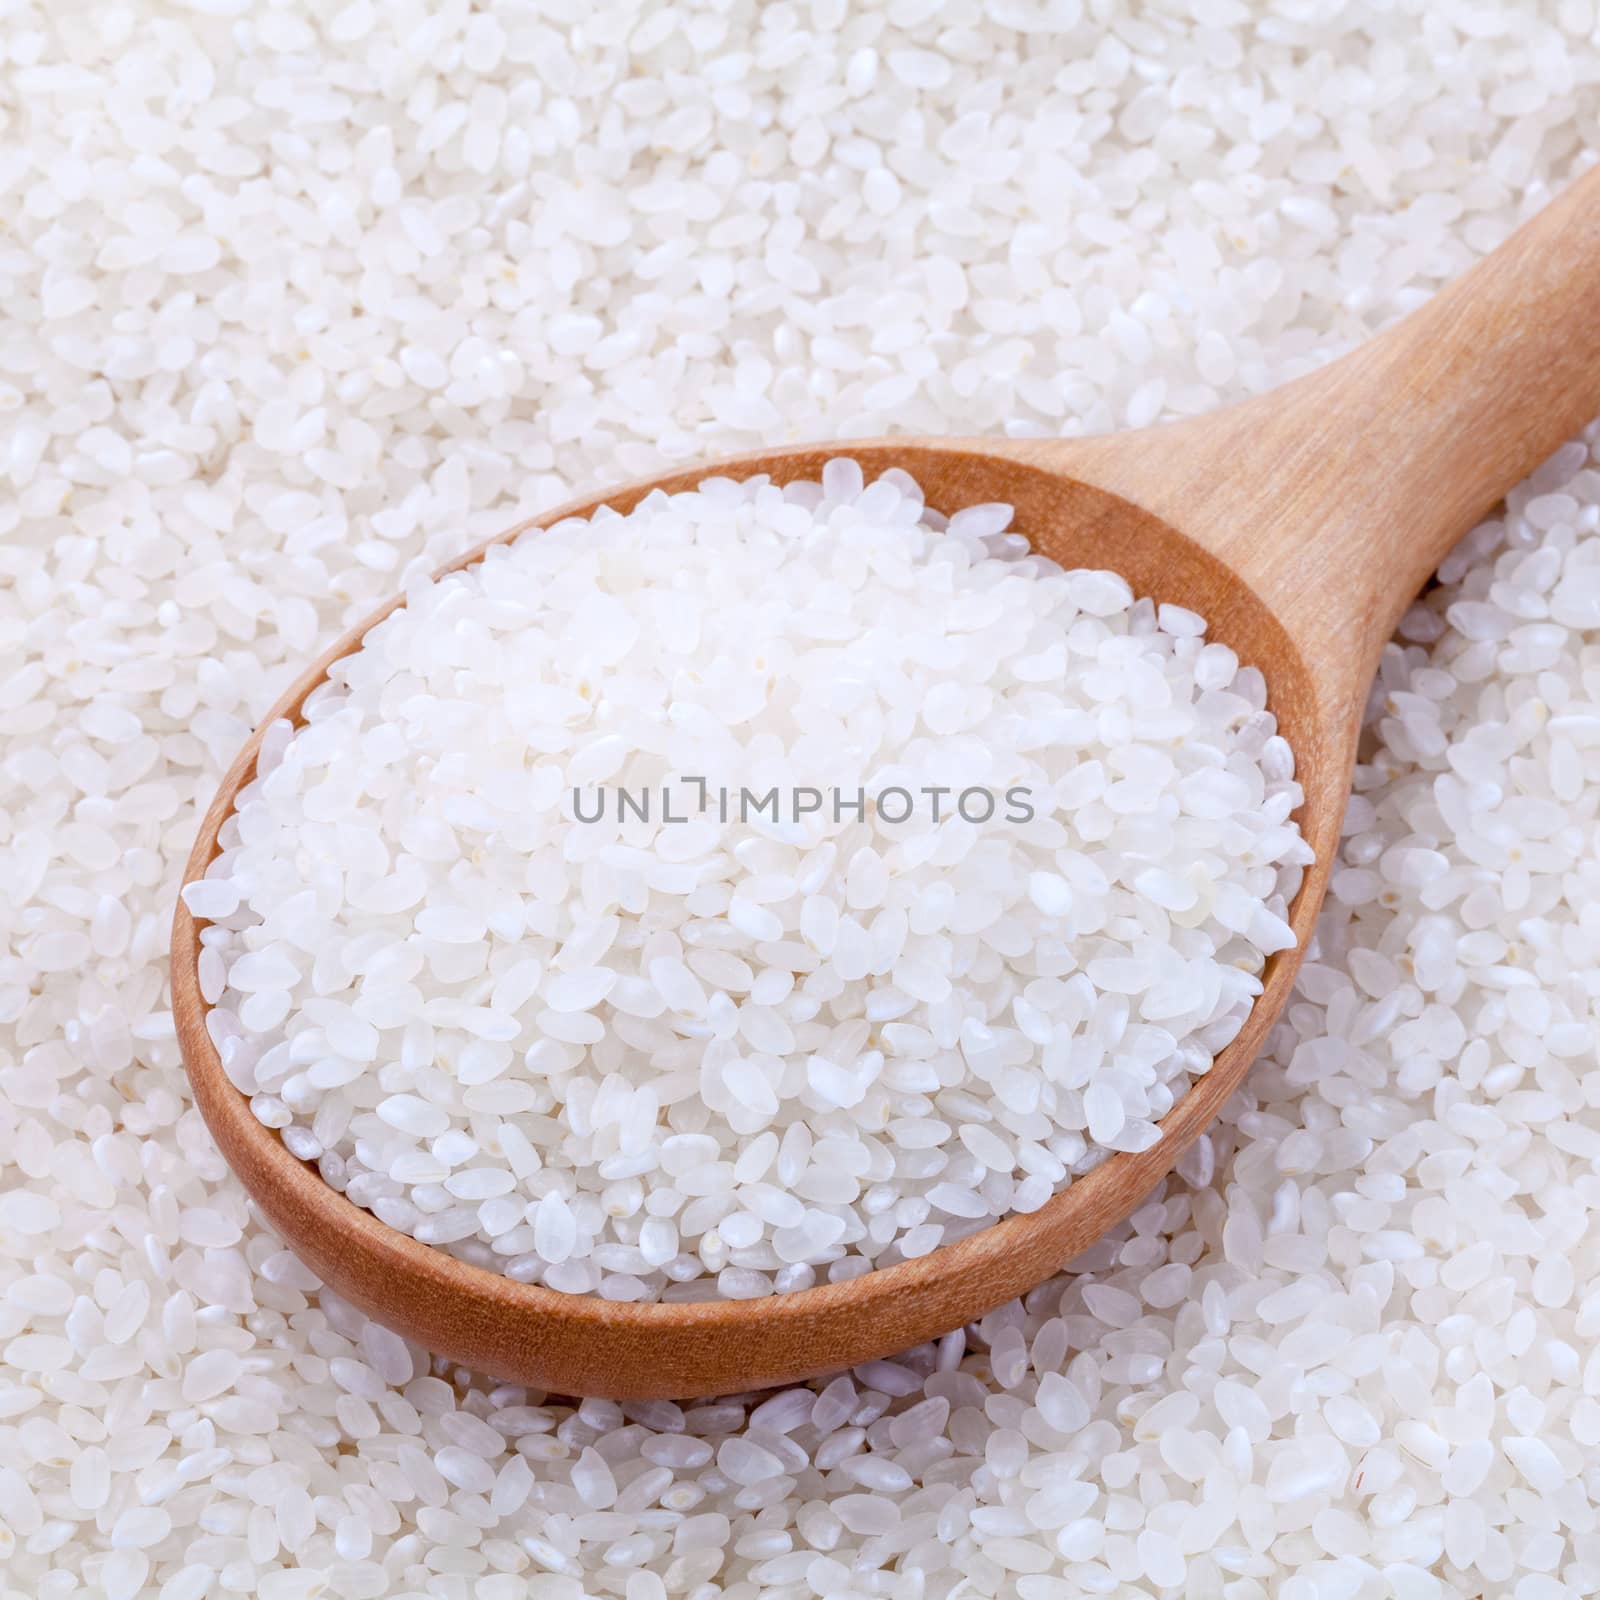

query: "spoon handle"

left=1035, top=161, right=1600, bottom=702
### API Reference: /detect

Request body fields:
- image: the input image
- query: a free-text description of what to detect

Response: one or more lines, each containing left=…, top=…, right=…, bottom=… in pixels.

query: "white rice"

left=192, top=463, right=1307, bottom=1298
left=1, top=1, right=1596, bottom=1595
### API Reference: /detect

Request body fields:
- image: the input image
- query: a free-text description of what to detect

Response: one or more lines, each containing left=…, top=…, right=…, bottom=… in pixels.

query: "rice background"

left=2, top=2, right=1599, bottom=1597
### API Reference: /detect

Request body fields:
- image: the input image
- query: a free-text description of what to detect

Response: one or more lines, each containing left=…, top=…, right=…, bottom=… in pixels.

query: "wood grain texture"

left=172, top=167, right=1600, bottom=1399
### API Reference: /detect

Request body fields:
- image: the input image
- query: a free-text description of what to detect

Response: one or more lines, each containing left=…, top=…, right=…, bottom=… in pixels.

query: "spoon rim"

left=171, top=436, right=1337, bottom=1392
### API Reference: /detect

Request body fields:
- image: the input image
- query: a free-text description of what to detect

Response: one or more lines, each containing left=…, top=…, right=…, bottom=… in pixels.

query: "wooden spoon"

left=173, top=166, right=1600, bottom=1400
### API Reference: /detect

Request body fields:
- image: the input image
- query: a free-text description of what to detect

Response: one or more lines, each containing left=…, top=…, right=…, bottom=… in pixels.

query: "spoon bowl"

left=174, top=167, right=1600, bottom=1398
